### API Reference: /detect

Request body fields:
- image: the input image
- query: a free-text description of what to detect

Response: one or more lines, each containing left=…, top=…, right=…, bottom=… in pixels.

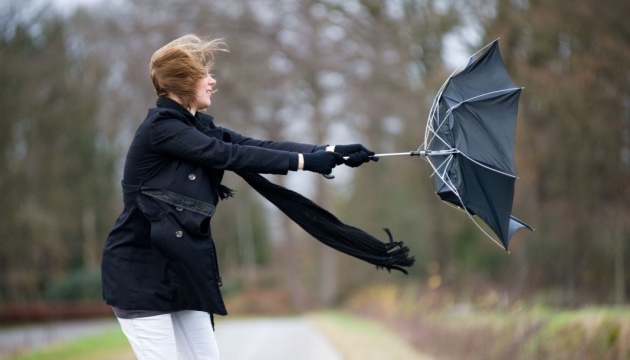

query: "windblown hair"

left=150, top=35, right=227, bottom=109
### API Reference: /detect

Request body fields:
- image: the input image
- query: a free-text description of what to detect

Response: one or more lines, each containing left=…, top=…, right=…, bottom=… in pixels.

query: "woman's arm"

left=149, top=112, right=298, bottom=174
left=219, top=127, right=323, bottom=154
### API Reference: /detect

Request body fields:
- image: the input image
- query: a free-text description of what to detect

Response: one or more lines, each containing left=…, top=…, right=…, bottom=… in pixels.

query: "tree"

left=0, top=2, right=117, bottom=302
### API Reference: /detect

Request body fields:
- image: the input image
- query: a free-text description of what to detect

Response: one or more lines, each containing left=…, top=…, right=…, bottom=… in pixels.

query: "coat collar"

left=156, top=96, right=188, bottom=113
left=156, top=97, right=216, bottom=130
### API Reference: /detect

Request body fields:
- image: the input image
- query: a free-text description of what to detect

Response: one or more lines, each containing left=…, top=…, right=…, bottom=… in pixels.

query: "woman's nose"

left=208, top=75, right=217, bottom=86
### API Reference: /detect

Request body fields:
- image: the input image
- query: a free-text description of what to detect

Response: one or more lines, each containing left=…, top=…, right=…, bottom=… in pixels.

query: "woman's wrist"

left=298, top=153, right=304, bottom=170
left=325, top=145, right=335, bottom=152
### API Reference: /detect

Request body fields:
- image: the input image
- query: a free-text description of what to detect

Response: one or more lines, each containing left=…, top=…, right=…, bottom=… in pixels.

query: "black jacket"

left=101, top=97, right=318, bottom=315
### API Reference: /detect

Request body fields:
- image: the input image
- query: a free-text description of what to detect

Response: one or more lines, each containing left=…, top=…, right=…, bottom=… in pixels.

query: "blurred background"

left=1, top=0, right=629, bottom=358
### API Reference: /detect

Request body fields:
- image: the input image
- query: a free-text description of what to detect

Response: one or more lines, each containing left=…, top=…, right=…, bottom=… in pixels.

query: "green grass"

left=310, top=310, right=434, bottom=360
left=8, top=327, right=134, bottom=360
left=519, top=307, right=630, bottom=360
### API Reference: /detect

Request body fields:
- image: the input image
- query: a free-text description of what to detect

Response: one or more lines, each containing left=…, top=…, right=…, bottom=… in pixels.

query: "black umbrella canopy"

left=425, top=40, right=533, bottom=250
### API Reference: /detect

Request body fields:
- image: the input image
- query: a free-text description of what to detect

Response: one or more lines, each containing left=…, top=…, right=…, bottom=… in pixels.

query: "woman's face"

left=190, top=73, right=217, bottom=113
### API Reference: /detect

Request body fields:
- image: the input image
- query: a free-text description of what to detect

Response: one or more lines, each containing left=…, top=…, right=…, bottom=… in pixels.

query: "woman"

left=101, top=34, right=376, bottom=359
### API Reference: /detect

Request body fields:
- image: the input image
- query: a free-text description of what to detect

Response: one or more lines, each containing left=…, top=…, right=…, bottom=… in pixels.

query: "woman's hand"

left=302, top=152, right=345, bottom=174
left=332, top=144, right=378, bottom=167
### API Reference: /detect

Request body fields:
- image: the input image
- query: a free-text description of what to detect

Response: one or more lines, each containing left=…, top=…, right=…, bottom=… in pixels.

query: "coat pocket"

left=168, top=205, right=210, bottom=236
left=139, top=197, right=210, bottom=235
left=139, top=189, right=214, bottom=235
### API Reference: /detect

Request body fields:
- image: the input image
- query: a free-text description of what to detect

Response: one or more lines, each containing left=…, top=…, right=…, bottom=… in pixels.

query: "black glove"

left=303, top=151, right=344, bottom=175
left=334, top=144, right=374, bottom=156
left=334, top=144, right=378, bottom=167
left=343, top=151, right=372, bottom=168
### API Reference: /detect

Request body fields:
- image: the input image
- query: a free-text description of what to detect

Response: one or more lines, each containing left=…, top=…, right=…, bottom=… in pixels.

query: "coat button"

left=188, top=173, right=196, bottom=181
left=176, top=206, right=184, bottom=212
left=175, top=230, right=183, bottom=238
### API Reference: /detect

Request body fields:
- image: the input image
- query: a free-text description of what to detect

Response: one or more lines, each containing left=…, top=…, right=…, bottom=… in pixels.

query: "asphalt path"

left=215, top=317, right=343, bottom=360
left=0, top=316, right=343, bottom=359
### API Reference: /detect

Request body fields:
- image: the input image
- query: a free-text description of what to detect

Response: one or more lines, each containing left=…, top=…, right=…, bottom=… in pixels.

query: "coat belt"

left=122, top=182, right=216, bottom=217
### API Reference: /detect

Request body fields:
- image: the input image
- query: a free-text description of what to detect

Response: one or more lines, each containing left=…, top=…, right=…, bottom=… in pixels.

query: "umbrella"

left=365, top=39, right=533, bottom=250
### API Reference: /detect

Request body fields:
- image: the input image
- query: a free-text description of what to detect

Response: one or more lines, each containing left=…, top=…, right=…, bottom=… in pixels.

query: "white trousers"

left=117, top=310, right=220, bottom=360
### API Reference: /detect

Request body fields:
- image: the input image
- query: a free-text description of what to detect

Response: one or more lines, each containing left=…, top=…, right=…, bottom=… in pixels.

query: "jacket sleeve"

left=220, top=127, right=325, bottom=153
left=149, top=112, right=297, bottom=174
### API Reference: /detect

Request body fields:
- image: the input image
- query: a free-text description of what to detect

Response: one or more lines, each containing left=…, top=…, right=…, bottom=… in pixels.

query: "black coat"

left=101, top=97, right=318, bottom=315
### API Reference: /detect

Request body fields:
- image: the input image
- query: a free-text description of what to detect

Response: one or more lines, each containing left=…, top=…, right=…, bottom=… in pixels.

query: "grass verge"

left=7, top=327, right=134, bottom=360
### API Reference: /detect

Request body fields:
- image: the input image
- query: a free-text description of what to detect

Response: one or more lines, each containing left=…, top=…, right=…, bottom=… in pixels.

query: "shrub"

left=45, top=269, right=102, bottom=302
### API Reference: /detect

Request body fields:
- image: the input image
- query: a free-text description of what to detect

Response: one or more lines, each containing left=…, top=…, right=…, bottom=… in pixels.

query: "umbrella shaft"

left=373, top=152, right=421, bottom=157
left=349, top=149, right=456, bottom=159
left=341, top=152, right=415, bottom=160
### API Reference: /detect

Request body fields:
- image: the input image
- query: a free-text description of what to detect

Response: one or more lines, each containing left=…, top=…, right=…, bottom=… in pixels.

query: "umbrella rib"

left=458, top=152, right=516, bottom=179
left=425, top=82, right=452, bottom=146
left=444, top=88, right=522, bottom=118
left=426, top=157, right=459, bottom=197
left=425, top=154, right=451, bottom=179
left=425, top=107, right=453, bottom=151
left=427, top=128, right=452, bottom=151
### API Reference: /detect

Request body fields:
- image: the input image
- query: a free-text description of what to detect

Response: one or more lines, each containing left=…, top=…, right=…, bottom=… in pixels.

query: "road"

left=0, top=316, right=343, bottom=359
left=215, top=317, right=343, bottom=360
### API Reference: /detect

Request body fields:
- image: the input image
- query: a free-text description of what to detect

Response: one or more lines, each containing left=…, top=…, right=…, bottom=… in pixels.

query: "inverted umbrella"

left=364, top=39, right=533, bottom=250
